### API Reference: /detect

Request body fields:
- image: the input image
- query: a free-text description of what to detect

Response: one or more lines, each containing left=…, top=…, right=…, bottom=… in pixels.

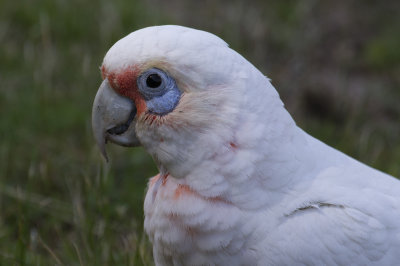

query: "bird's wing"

left=262, top=164, right=400, bottom=265
left=263, top=203, right=395, bottom=265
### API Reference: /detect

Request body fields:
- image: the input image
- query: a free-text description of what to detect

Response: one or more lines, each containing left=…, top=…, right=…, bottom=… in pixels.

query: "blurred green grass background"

left=0, top=0, right=399, bottom=265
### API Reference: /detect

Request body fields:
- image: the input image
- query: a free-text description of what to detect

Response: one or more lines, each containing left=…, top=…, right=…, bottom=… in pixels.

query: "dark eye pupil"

left=146, top=74, right=162, bottom=88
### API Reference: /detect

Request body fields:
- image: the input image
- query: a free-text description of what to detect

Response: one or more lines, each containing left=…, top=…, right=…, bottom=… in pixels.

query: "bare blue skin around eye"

left=146, top=86, right=181, bottom=115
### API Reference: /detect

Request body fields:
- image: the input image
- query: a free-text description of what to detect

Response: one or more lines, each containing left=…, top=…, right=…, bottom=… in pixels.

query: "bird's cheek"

left=132, top=93, right=147, bottom=116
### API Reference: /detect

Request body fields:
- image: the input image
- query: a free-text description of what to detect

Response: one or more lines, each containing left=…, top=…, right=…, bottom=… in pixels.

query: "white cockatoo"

left=92, top=25, right=400, bottom=265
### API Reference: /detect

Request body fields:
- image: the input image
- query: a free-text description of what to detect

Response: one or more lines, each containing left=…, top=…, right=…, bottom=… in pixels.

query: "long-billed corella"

left=92, top=25, right=400, bottom=266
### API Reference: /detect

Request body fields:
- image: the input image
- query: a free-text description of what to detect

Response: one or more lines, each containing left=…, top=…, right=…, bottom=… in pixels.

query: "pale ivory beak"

left=92, top=79, right=140, bottom=161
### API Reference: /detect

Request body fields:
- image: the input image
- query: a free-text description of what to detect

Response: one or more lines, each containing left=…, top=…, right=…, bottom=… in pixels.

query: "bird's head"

left=92, top=25, right=286, bottom=179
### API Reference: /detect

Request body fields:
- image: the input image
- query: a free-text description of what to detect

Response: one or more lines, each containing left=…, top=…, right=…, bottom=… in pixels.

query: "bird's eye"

left=146, top=74, right=162, bottom=88
left=137, top=67, right=181, bottom=115
left=137, top=68, right=173, bottom=100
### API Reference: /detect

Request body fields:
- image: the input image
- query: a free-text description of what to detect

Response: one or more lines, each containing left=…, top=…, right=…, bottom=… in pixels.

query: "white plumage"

left=92, top=25, right=400, bottom=265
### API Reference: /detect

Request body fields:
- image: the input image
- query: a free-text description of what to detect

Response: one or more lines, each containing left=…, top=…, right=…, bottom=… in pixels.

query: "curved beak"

left=92, top=79, right=140, bottom=161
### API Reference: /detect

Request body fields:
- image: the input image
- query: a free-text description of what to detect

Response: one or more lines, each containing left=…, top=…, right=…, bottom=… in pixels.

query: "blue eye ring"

left=136, top=68, right=182, bottom=115
left=137, top=68, right=174, bottom=100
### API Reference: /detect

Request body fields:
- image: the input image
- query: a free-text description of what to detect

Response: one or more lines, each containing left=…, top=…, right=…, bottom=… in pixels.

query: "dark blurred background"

left=1, top=0, right=399, bottom=265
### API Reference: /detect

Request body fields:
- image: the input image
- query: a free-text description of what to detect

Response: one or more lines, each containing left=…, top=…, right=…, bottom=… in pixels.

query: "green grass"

left=0, top=0, right=161, bottom=264
left=0, top=0, right=399, bottom=265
